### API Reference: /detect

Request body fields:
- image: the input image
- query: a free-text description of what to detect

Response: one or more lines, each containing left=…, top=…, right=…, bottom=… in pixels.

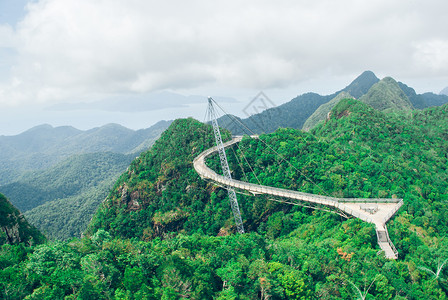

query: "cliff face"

left=0, top=193, right=46, bottom=246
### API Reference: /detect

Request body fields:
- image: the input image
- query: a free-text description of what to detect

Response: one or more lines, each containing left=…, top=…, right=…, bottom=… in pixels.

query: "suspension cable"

left=234, top=140, right=262, bottom=185
left=209, top=98, right=330, bottom=197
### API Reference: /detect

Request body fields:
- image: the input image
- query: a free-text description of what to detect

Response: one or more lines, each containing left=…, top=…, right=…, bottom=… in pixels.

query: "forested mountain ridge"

left=1, top=100, right=448, bottom=298
left=219, top=71, right=448, bottom=135
left=359, top=77, right=413, bottom=111
left=0, top=152, right=135, bottom=241
left=0, top=120, right=172, bottom=186
left=302, top=76, right=448, bottom=131
left=217, top=70, right=380, bottom=135
left=0, top=193, right=45, bottom=246
left=0, top=120, right=172, bottom=241
left=302, top=91, right=353, bottom=131
left=303, top=77, right=415, bottom=131
left=0, top=152, right=134, bottom=212
left=87, top=118, right=234, bottom=239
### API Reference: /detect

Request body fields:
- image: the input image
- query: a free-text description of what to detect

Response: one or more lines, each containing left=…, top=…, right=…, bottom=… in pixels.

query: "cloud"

left=45, top=91, right=237, bottom=112
left=1, top=0, right=448, bottom=106
left=413, top=39, right=448, bottom=74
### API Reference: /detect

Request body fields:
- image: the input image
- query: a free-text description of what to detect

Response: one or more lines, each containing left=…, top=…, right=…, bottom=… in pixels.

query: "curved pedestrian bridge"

left=194, top=136, right=403, bottom=259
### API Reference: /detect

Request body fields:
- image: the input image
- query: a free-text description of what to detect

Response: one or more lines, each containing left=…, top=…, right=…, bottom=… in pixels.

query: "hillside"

left=0, top=152, right=134, bottom=240
left=217, top=71, right=380, bottom=135
left=0, top=120, right=171, bottom=185
left=0, top=193, right=45, bottom=246
left=399, top=82, right=448, bottom=109
left=0, top=152, right=134, bottom=212
left=87, top=118, right=233, bottom=238
left=302, top=91, right=353, bottom=131
left=217, top=92, right=334, bottom=135
left=303, top=77, right=448, bottom=131
left=359, top=77, right=413, bottom=111
left=23, top=183, right=114, bottom=241
left=1, top=103, right=448, bottom=298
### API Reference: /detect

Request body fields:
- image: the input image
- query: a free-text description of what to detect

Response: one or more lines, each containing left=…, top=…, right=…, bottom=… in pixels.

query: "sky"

left=0, top=0, right=448, bottom=136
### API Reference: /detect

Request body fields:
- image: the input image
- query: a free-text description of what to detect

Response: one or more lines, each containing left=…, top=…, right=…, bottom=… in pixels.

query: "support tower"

left=208, top=97, right=245, bottom=234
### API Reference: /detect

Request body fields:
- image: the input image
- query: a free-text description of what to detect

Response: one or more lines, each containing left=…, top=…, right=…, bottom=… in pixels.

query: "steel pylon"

left=208, top=97, right=245, bottom=234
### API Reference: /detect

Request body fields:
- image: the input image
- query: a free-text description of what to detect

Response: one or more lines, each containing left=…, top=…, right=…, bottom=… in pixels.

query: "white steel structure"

left=207, top=97, right=245, bottom=234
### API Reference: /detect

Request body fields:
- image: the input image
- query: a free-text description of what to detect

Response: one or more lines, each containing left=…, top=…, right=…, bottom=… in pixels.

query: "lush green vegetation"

left=0, top=153, right=134, bottom=241
left=1, top=98, right=448, bottom=298
left=0, top=193, right=45, bottom=246
left=218, top=70, right=380, bottom=135
left=302, top=91, right=353, bottom=131
left=0, top=121, right=171, bottom=241
left=1, top=152, right=134, bottom=212
left=23, top=183, right=116, bottom=241
left=359, top=77, right=413, bottom=111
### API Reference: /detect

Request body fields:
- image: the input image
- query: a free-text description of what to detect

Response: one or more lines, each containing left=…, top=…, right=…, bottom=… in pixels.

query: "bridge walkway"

left=193, top=137, right=402, bottom=259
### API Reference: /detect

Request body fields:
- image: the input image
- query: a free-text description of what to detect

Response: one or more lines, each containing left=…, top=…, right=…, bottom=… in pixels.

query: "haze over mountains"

left=439, top=86, right=448, bottom=96
left=218, top=71, right=448, bottom=135
left=1, top=70, right=447, bottom=241
left=1, top=70, right=448, bottom=298
left=0, top=120, right=172, bottom=240
left=0, top=120, right=172, bottom=186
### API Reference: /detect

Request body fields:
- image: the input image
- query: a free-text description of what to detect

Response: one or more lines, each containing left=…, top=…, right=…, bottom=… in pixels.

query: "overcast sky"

left=1, top=0, right=447, bottom=135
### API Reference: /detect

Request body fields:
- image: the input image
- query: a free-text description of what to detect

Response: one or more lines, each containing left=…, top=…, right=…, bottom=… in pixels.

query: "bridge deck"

left=193, top=137, right=402, bottom=259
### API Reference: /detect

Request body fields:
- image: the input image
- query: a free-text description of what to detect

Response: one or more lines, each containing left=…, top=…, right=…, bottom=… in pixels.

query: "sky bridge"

left=194, top=136, right=403, bottom=259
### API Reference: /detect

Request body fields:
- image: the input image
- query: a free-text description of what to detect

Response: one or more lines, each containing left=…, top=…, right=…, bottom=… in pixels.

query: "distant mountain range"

left=0, top=120, right=172, bottom=186
left=218, top=71, right=448, bottom=134
left=0, top=120, right=172, bottom=240
left=1, top=71, right=446, bottom=241
left=439, top=86, right=448, bottom=96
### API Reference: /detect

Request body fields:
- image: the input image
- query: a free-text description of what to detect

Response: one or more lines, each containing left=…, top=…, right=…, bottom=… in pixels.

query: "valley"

left=1, top=71, right=447, bottom=299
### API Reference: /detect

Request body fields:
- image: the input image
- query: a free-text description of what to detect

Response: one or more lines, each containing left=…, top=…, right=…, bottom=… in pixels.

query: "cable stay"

left=197, top=98, right=404, bottom=259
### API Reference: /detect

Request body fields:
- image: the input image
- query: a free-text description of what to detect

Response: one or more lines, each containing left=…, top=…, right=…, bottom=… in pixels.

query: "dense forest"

left=0, top=121, right=172, bottom=241
left=1, top=98, right=447, bottom=299
left=218, top=71, right=448, bottom=135
left=0, top=152, right=134, bottom=241
left=0, top=193, right=45, bottom=247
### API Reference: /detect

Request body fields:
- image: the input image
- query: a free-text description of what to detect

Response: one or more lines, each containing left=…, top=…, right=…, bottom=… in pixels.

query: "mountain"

left=303, top=76, right=418, bottom=131
left=440, top=86, right=448, bottom=96
left=419, top=92, right=448, bottom=107
left=341, top=70, right=380, bottom=98
left=303, top=77, right=448, bottom=131
left=2, top=101, right=448, bottom=298
left=399, top=82, right=448, bottom=109
left=0, top=120, right=172, bottom=185
left=359, top=77, right=413, bottom=111
left=217, top=92, right=334, bottom=135
left=0, top=152, right=134, bottom=240
left=218, top=70, right=379, bottom=135
left=219, top=71, right=448, bottom=134
left=0, top=193, right=45, bottom=246
left=87, top=118, right=232, bottom=239
left=0, top=120, right=172, bottom=240
left=302, top=91, right=353, bottom=131
left=1, top=152, right=134, bottom=212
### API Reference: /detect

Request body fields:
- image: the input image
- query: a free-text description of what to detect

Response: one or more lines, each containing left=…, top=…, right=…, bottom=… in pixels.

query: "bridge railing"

left=382, top=199, right=404, bottom=224
left=336, top=202, right=373, bottom=223
left=193, top=136, right=400, bottom=227
left=384, top=224, right=399, bottom=257
left=339, top=198, right=402, bottom=203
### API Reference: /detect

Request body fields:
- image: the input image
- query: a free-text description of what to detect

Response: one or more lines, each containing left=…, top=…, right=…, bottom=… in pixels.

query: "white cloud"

left=0, top=0, right=448, bottom=106
left=413, top=39, right=448, bottom=73
left=0, top=24, right=16, bottom=47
